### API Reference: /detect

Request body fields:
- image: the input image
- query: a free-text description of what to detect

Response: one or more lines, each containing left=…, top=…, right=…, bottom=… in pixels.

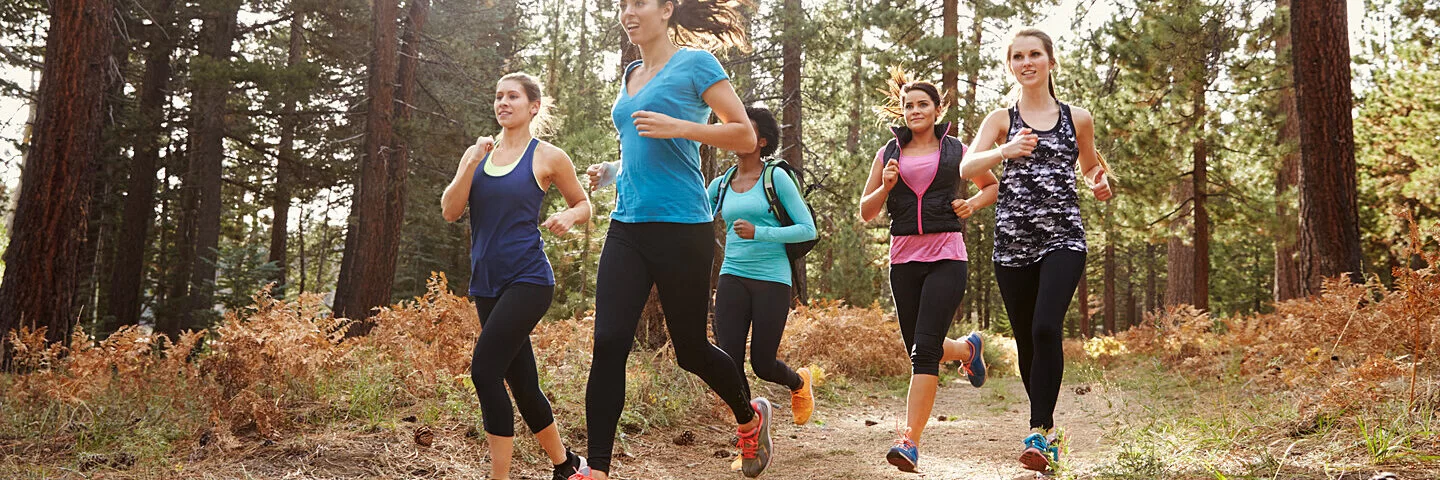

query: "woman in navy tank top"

left=440, top=73, right=592, bottom=480
left=960, top=28, right=1114, bottom=474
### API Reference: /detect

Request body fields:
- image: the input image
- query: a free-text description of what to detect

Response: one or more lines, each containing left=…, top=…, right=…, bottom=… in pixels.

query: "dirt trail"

left=601, top=375, right=1132, bottom=480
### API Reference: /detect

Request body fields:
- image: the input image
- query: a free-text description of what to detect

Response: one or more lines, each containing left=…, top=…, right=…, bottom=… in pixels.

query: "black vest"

left=883, top=122, right=967, bottom=237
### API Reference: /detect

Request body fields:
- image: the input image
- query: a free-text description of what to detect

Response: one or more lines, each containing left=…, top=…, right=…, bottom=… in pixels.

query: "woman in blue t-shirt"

left=707, top=106, right=817, bottom=440
left=440, top=73, right=591, bottom=480
left=577, top=1, right=771, bottom=479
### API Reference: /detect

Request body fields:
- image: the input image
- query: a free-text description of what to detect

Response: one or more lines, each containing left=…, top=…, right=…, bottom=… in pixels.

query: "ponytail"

left=667, top=0, right=753, bottom=52
left=874, top=66, right=949, bottom=122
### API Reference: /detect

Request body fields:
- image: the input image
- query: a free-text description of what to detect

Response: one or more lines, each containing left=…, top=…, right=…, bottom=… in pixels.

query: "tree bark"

left=109, top=0, right=177, bottom=331
left=181, top=0, right=241, bottom=332
left=941, top=0, right=958, bottom=125
left=782, top=0, right=806, bottom=304
left=845, top=0, right=863, bottom=154
left=1272, top=0, right=1303, bottom=302
left=334, top=0, right=402, bottom=325
left=269, top=7, right=307, bottom=297
left=0, top=0, right=114, bottom=362
left=1191, top=88, right=1210, bottom=312
left=1103, top=232, right=1116, bottom=335
left=1165, top=180, right=1195, bottom=307
left=1293, top=0, right=1362, bottom=292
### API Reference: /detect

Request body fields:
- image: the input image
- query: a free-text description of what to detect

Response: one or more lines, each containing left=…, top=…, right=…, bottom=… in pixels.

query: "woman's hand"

left=951, top=198, right=976, bottom=219
left=462, top=136, right=495, bottom=168
left=1001, top=128, right=1037, bottom=160
left=733, top=219, right=756, bottom=239
left=632, top=110, right=690, bottom=139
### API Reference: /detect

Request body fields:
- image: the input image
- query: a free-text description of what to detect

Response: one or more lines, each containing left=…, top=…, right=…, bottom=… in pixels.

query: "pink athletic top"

left=875, top=149, right=968, bottom=265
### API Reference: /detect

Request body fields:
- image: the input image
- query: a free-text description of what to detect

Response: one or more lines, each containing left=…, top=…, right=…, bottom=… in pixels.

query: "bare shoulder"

left=534, top=140, right=574, bottom=167
left=1069, top=105, right=1094, bottom=126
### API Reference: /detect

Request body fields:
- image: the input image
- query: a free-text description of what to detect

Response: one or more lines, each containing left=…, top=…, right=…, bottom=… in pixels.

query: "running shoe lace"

left=736, top=427, right=759, bottom=459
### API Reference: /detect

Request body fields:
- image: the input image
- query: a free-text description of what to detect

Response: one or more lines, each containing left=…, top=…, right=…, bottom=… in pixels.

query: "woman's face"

left=903, top=89, right=939, bottom=133
left=494, top=79, right=538, bottom=130
left=1008, top=35, right=1054, bottom=89
left=619, top=0, right=671, bottom=46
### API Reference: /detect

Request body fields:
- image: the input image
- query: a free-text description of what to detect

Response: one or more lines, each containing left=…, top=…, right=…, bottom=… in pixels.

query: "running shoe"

left=886, top=430, right=919, bottom=473
left=792, top=367, right=815, bottom=425
left=960, top=332, right=987, bottom=387
left=1019, top=427, right=1061, bottom=472
left=737, top=398, right=774, bottom=478
left=552, top=450, right=589, bottom=480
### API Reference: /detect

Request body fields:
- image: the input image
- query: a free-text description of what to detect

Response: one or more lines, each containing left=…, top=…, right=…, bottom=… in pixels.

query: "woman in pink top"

left=858, top=68, right=1000, bottom=472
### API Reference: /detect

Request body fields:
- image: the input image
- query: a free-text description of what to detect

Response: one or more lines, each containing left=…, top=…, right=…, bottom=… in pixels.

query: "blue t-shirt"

left=706, top=170, right=817, bottom=286
left=611, top=48, right=729, bottom=224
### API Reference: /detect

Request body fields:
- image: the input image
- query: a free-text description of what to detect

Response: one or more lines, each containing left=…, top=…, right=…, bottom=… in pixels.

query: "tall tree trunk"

left=1293, top=0, right=1362, bottom=292
left=1124, top=250, right=1136, bottom=330
left=334, top=0, right=402, bottom=325
left=1145, top=242, right=1157, bottom=315
left=109, top=0, right=177, bottom=331
left=1191, top=89, right=1210, bottom=312
left=1165, top=180, right=1196, bottom=307
left=0, top=0, right=114, bottom=362
left=1272, top=0, right=1303, bottom=302
left=782, top=0, right=806, bottom=304
left=80, top=26, right=131, bottom=332
left=1103, top=233, right=1116, bottom=335
left=845, top=0, right=863, bottom=154
left=270, top=8, right=307, bottom=297
left=182, top=0, right=241, bottom=332
left=941, top=0, right=958, bottom=125
left=963, top=0, right=984, bottom=136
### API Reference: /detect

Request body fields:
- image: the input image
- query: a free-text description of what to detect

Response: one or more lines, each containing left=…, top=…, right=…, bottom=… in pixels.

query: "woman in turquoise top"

left=708, top=106, right=818, bottom=443
left=575, top=1, right=773, bottom=479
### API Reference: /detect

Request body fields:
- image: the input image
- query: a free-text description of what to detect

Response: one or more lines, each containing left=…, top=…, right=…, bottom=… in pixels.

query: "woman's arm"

left=860, top=149, right=898, bottom=222
left=1071, top=106, right=1113, bottom=201
left=952, top=169, right=1000, bottom=218
left=960, top=109, right=1035, bottom=180
left=630, top=79, right=756, bottom=153
left=754, top=172, right=817, bottom=244
left=441, top=137, right=494, bottom=222
left=539, top=146, right=593, bottom=235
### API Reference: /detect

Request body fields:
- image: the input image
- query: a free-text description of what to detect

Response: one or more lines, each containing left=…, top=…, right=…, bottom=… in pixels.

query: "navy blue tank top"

left=468, top=138, right=554, bottom=296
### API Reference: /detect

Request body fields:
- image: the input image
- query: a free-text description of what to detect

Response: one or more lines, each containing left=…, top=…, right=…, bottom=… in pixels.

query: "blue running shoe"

left=886, top=432, right=919, bottom=473
left=1020, top=428, right=1060, bottom=472
left=960, top=332, right=987, bottom=387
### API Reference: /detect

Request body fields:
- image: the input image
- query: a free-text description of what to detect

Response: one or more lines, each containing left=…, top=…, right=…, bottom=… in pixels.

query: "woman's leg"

left=712, top=274, right=756, bottom=400
left=995, top=261, right=1041, bottom=397
left=745, top=277, right=803, bottom=391
left=903, top=260, right=967, bottom=444
left=1027, top=250, right=1085, bottom=430
left=470, top=283, right=555, bottom=478
left=584, top=223, right=653, bottom=476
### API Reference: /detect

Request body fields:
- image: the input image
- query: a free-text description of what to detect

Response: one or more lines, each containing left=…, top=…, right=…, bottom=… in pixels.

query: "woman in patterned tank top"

left=959, top=28, right=1114, bottom=474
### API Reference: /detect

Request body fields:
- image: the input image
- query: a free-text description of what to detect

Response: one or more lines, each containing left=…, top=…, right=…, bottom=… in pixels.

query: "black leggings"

left=995, top=249, right=1085, bottom=430
left=470, top=282, right=556, bottom=437
left=585, top=221, right=755, bottom=473
left=714, top=274, right=804, bottom=399
left=889, top=260, right=968, bottom=376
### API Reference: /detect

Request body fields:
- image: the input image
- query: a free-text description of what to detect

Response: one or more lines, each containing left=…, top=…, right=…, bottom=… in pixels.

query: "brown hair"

left=1006, top=28, right=1058, bottom=101
left=666, top=0, right=753, bottom=52
left=875, top=66, right=950, bottom=121
left=496, top=72, right=557, bottom=140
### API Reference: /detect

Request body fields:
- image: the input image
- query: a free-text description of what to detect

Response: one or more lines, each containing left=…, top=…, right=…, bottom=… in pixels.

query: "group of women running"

left=439, top=0, right=1113, bottom=478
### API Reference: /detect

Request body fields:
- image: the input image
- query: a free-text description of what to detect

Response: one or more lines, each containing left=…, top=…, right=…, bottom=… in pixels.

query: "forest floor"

left=9, top=359, right=1430, bottom=480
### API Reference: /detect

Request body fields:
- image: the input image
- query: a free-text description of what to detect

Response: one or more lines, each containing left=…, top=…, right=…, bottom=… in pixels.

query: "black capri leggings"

left=995, top=249, right=1085, bottom=431
left=470, top=282, right=557, bottom=437
left=585, top=221, right=755, bottom=473
left=713, top=274, right=804, bottom=400
left=889, top=260, right=968, bottom=377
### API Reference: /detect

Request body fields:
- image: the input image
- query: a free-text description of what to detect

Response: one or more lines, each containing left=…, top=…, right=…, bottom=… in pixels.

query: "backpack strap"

left=713, top=165, right=738, bottom=216
left=762, top=159, right=801, bottom=225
